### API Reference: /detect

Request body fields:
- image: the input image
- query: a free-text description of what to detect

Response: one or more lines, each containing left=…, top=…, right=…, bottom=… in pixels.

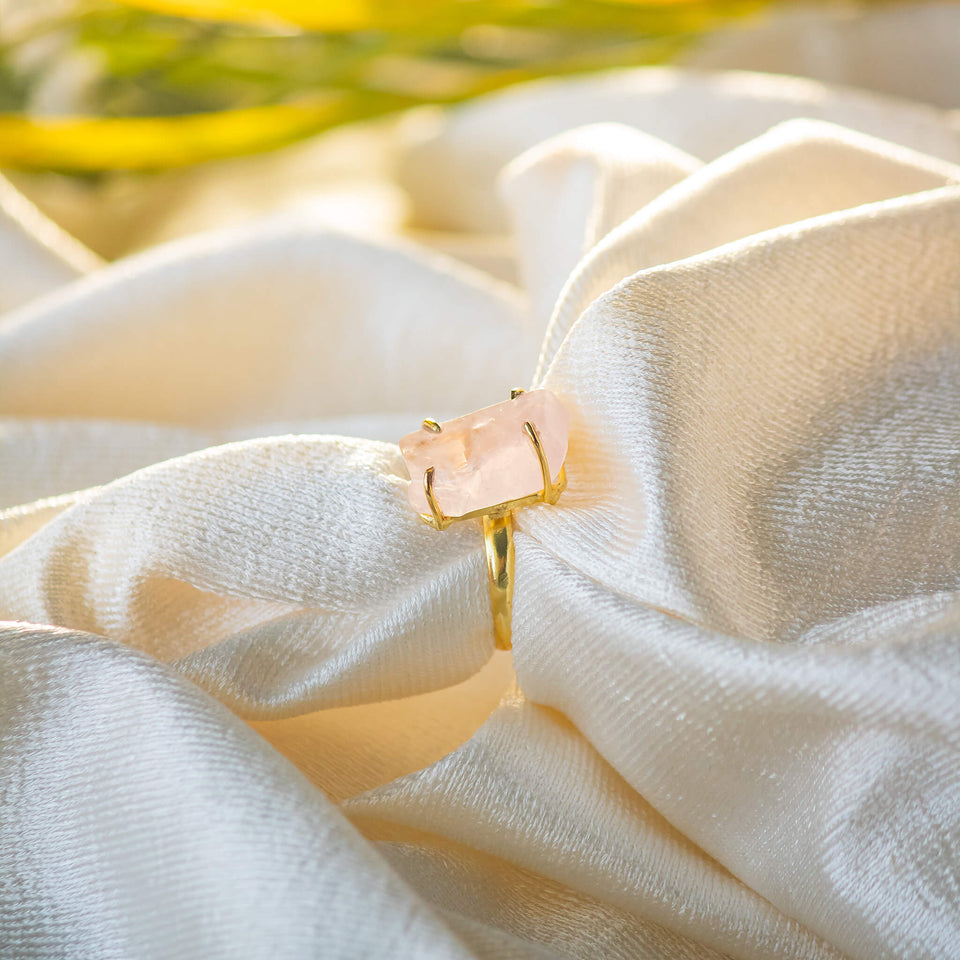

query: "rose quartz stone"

left=401, top=389, right=569, bottom=518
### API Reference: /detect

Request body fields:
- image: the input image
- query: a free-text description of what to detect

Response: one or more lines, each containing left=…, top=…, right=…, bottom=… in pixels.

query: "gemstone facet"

left=400, top=389, right=569, bottom=519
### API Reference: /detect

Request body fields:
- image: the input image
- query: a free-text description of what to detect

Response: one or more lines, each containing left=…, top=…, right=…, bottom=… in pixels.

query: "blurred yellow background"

left=0, top=0, right=775, bottom=170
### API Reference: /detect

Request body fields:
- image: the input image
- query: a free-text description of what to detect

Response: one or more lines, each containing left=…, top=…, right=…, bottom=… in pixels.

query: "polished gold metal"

left=423, top=466, right=449, bottom=530
left=522, top=420, right=564, bottom=505
left=483, top=513, right=514, bottom=650
left=416, top=389, right=567, bottom=650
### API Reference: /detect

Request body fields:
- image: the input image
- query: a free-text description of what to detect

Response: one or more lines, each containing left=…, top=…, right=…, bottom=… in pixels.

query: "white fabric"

left=0, top=175, right=99, bottom=314
left=2, top=63, right=960, bottom=960
left=396, top=67, right=960, bottom=235
left=500, top=123, right=701, bottom=331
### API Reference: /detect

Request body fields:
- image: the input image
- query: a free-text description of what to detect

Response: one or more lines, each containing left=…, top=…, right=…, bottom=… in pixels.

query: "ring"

left=400, top=388, right=569, bottom=650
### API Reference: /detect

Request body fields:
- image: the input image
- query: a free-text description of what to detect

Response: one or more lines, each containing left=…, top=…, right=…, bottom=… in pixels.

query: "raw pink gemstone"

left=400, top=389, right=570, bottom=518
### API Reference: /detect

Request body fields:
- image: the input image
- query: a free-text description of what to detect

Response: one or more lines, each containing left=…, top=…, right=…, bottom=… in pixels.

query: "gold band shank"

left=482, top=513, right=514, bottom=651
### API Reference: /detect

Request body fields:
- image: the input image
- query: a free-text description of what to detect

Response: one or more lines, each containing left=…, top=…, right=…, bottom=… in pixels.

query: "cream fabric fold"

left=0, top=412, right=424, bottom=511
left=535, top=119, right=960, bottom=379
left=1, top=66, right=960, bottom=960
left=0, top=176, right=99, bottom=314
left=375, top=832, right=733, bottom=960
left=0, top=224, right=529, bottom=425
left=251, top=651, right=516, bottom=804
left=0, top=437, right=491, bottom=717
left=0, top=625, right=532, bottom=959
left=500, top=123, right=701, bottom=331
left=397, top=67, right=960, bottom=234
left=347, top=697, right=843, bottom=960
left=528, top=185, right=960, bottom=640
left=511, top=545, right=960, bottom=960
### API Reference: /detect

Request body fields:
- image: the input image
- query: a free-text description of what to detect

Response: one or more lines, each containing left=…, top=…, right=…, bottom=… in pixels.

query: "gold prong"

left=422, top=418, right=442, bottom=433
left=423, top=467, right=447, bottom=529
left=523, top=420, right=555, bottom=502
left=510, top=387, right=525, bottom=400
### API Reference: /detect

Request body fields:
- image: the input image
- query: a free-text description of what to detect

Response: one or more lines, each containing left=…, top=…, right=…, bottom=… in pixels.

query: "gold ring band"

left=482, top=513, right=514, bottom=650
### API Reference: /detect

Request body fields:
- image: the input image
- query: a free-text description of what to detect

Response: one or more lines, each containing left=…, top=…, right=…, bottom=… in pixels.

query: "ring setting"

left=399, top=388, right=570, bottom=650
